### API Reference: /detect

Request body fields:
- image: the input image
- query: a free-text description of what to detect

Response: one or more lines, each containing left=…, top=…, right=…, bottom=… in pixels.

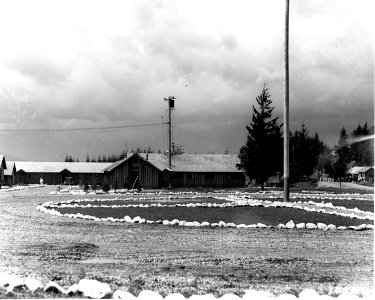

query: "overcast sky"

left=0, top=0, right=373, bottom=161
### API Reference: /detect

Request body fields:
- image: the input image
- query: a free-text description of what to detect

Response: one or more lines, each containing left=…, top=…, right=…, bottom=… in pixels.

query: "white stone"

left=275, top=294, right=297, bottom=300
left=0, top=272, right=10, bottom=287
left=318, top=295, right=335, bottom=300
left=218, top=221, right=226, bottom=227
left=237, top=224, right=246, bottom=228
left=211, top=223, right=220, bottom=227
left=189, top=294, right=216, bottom=300
left=77, top=279, right=112, bottom=299
left=327, top=224, right=337, bottom=230
left=44, top=281, right=67, bottom=294
left=296, top=223, right=306, bottom=229
left=366, top=224, right=374, bottom=230
left=164, top=293, right=187, bottom=300
left=242, top=290, right=275, bottom=300
left=257, top=223, right=267, bottom=228
left=132, top=216, right=142, bottom=223
left=218, top=293, right=241, bottom=299
left=201, top=221, right=211, bottom=227
left=112, top=290, right=137, bottom=299
left=163, top=220, right=170, bottom=225
left=226, top=223, right=237, bottom=228
left=299, top=289, right=320, bottom=300
left=138, top=290, right=163, bottom=300
left=355, top=224, right=368, bottom=231
left=66, top=283, right=79, bottom=295
left=336, top=293, right=361, bottom=300
left=170, top=219, right=180, bottom=225
left=24, top=278, right=43, bottom=293
left=179, top=221, right=187, bottom=226
left=5, top=274, right=24, bottom=293
left=276, top=224, right=286, bottom=229
left=285, top=220, right=295, bottom=229
left=317, top=223, right=328, bottom=230
left=337, top=226, right=347, bottom=230
left=124, top=216, right=132, bottom=222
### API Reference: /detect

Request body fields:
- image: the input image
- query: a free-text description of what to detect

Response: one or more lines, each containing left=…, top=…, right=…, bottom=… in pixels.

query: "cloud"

left=0, top=0, right=373, bottom=160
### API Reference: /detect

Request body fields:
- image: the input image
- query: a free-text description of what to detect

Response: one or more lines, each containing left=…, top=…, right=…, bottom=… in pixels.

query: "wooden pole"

left=168, top=100, right=172, bottom=168
left=284, top=0, right=290, bottom=202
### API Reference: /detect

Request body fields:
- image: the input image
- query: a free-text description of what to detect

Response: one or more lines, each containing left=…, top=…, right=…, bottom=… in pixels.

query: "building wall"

left=105, top=156, right=160, bottom=189
left=169, top=171, right=245, bottom=188
left=16, top=172, right=105, bottom=185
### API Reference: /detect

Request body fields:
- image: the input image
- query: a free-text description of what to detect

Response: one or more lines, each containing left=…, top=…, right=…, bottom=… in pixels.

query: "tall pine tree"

left=237, top=86, right=283, bottom=189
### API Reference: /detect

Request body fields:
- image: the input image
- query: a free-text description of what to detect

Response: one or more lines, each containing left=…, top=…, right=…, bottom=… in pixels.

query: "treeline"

left=64, top=146, right=163, bottom=163
left=316, top=122, right=373, bottom=180
left=237, top=85, right=373, bottom=188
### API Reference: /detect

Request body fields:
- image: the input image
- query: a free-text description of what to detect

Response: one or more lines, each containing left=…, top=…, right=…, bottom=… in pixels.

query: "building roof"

left=348, top=166, right=374, bottom=174
left=14, top=161, right=112, bottom=174
left=4, top=162, right=16, bottom=176
left=105, top=153, right=242, bottom=173
left=0, top=155, right=6, bottom=169
left=358, top=166, right=374, bottom=173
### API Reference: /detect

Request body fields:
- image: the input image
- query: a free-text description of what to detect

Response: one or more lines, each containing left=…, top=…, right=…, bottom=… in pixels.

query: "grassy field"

left=0, top=186, right=373, bottom=298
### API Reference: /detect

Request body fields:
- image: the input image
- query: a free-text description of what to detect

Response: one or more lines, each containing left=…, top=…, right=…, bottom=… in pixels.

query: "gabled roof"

left=105, top=153, right=242, bottom=173
left=0, top=155, right=6, bottom=169
left=4, top=162, right=16, bottom=176
left=348, top=166, right=374, bottom=174
left=358, top=166, right=374, bottom=173
left=14, top=161, right=112, bottom=174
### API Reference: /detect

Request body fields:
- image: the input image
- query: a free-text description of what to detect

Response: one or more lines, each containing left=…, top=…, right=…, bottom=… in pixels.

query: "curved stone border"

left=37, top=194, right=374, bottom=231
left=0, top=272, right=372, bottom=299
left=0, top=184, right=45, bottom=193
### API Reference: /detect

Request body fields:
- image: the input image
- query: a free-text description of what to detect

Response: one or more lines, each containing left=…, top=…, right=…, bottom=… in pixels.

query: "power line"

left=0, top=122, right=167, bottom=134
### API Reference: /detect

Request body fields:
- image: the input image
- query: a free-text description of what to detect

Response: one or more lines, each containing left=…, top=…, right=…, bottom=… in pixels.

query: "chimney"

left=146, top=153, right=149, bottom=160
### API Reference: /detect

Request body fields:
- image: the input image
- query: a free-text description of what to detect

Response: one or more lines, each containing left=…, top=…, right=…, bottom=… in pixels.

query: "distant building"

left=104, top=153, right=245, bottom=189
left=347, top=166, right=374, bottom=183
left=0, top=155, right=6, bottom=184
left=14, top=162, right=112, bottom=185
left=4, top=161, right=16, bottom=186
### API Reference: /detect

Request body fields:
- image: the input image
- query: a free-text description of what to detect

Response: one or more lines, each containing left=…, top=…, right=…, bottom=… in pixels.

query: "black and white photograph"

left=0, top=0, right=373, bottom=299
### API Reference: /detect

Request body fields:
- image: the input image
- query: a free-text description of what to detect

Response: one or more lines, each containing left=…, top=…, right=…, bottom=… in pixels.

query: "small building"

left=104, top=153, right=245, bottom=189
left=0, top=155, right=6, bottom=184
left=347, top=166, right=374, bottom=182
left=358, top=167, right=374, bottom=182
left=14, top=162, right=112, bottom=185
left=4, top=161, right=16, bottom=186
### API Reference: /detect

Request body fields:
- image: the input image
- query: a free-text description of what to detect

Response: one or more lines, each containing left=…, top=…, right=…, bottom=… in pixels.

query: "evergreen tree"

left=237, top=86, right=283, bottom=189
left=290, top=124, right=325, bottom=181
left=64, top=154, right=70, bottom=162
left=86, top=154, right=90, bottom=162
left=333, top=127, right=350, bottom=185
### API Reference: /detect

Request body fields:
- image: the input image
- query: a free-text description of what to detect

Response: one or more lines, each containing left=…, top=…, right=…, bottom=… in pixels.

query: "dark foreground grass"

left=55, top=206, right=373, bottom=227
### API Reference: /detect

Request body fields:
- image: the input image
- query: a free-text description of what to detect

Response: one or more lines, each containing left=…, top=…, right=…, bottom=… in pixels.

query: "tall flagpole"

left=284, top=0, right=290, bottom=202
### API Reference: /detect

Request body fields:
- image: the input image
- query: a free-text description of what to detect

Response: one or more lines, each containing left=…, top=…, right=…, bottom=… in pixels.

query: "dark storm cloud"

left=0, top=0, right=373, bottom=160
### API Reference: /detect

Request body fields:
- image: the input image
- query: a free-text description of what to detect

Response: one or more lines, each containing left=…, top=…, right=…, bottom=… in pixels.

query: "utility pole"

left=164, top=96, right=175, bottom=168
left=284, top=0, right=290, bottom=202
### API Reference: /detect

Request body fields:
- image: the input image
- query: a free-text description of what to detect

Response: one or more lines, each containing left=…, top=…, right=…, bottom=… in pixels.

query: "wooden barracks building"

left=104, top=153, right=245, bottom=189
left=1, top=153, right=245, bottom=188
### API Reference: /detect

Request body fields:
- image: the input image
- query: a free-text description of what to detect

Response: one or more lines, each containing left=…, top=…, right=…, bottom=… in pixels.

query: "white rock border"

left=37, top=192, right=374, bottom=231
left=0, top=272, right=373, bottom=299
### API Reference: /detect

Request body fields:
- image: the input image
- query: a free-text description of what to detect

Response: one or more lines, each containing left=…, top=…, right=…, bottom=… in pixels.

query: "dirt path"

left=0, top=186, right=373, bottom=297
left=318, top=181, right=374, bottom=191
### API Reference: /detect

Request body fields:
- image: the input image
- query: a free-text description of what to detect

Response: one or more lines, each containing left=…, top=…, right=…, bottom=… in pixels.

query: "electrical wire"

left=0, top=122, right=167, bottom=134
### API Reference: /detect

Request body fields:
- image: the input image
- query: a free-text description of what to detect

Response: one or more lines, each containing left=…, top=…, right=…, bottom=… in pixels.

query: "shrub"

left=102, top=182, right=111, bottom=193
left=83, top=184, right=90, bottom=193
